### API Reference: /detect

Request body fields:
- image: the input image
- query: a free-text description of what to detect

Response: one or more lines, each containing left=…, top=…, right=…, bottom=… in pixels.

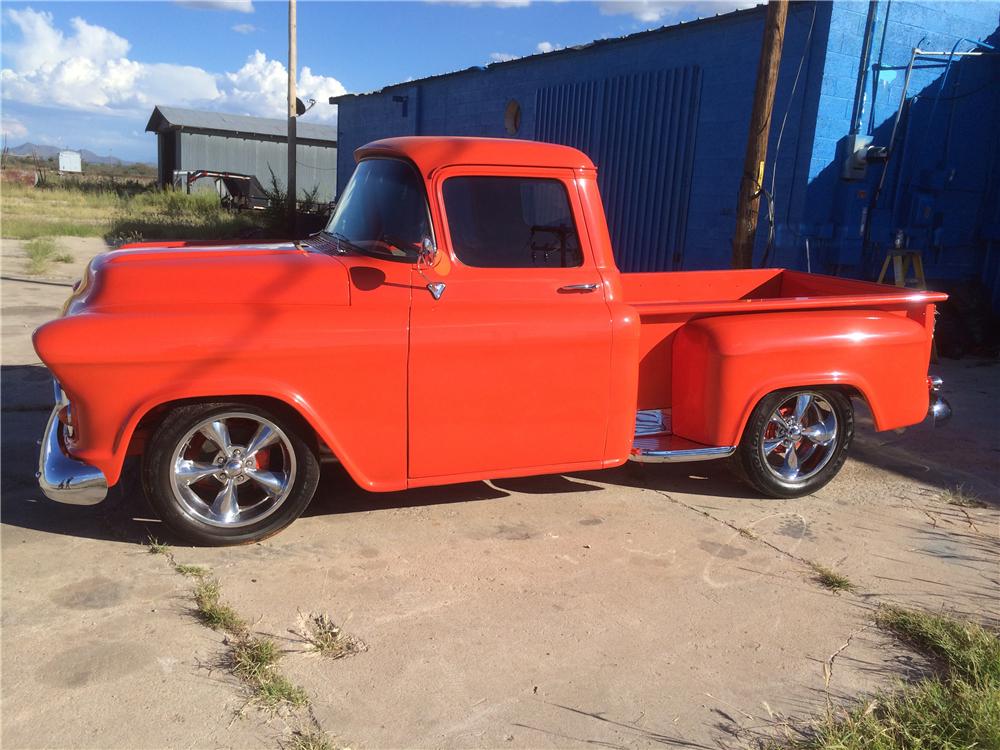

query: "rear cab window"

left=441, top=176, right=583, bottom=268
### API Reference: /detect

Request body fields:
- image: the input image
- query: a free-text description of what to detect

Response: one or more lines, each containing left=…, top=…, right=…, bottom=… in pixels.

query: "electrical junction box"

left=839, top=135, right=872, bottom=181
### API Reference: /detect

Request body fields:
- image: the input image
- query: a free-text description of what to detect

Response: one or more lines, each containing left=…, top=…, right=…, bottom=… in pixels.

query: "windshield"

left=324, top=158, right=431, bottom=261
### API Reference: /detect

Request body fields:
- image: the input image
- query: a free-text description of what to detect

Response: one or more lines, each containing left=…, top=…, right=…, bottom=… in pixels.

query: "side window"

left=442, top=176, right=583, bottom=268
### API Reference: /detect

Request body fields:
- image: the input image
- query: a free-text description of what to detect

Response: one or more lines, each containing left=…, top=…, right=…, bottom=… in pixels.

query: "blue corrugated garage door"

left=535, top=67, right=702, bottom=272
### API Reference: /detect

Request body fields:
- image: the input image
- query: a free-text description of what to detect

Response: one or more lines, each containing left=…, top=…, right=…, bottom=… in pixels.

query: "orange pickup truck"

left=35, top=136, right=951, bottom=545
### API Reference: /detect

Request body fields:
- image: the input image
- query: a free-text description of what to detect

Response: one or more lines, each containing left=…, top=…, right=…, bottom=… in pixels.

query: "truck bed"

left=621, top=268, right=947, bottom=314
left=621, top=268, right=947, bottom=434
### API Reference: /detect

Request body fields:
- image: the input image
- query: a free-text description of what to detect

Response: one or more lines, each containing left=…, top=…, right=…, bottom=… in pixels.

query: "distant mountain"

left=6, top=142, right=148, bottom=166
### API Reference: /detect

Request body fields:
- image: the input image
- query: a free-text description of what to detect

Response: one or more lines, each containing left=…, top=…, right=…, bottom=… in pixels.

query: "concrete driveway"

left=2, top=238, right=997, bottom=749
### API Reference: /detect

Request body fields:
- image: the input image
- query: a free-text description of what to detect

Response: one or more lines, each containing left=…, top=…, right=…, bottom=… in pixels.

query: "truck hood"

left=63, top=240, right=351, bottom=315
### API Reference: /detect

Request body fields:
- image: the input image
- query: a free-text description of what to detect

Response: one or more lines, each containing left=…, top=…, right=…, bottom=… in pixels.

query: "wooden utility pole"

left=732, top=0, right=788, bottom=268
left=286, top=0, right=298, bottom=230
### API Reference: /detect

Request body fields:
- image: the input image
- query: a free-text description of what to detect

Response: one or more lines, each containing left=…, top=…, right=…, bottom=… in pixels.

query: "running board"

left=630, top=409, right=736, bottom=463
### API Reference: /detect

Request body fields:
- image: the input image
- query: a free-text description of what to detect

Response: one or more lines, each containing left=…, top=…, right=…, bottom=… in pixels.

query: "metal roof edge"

left=145, top=105, right=337, bottom=143
left=330, top=3, right=764, bottom=103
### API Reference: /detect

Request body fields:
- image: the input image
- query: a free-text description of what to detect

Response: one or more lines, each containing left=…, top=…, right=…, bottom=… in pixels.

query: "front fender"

left=33, top=308, right=410, bottom=491
left=671, top=310, right=934, bottom=447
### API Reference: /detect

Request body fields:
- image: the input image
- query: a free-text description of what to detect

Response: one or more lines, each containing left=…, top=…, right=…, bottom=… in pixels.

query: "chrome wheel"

left=760, top=392, right=838, bottom=484
left=169, top=412, right=297, bottom=528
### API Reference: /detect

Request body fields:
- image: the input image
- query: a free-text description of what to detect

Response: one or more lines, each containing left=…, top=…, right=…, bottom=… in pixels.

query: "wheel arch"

left=672, top=310, right=930, bottom=447
left=131, top=395, right=325, bottom=455
left=732, top=379, right=872, bottom=446
left=114, top=387, right=364, bottom=487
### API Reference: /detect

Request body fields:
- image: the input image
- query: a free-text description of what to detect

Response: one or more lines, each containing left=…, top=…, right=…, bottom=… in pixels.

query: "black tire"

left=736, top=388, right=854, bottom=498
left=141, top=401, right=320, bottom=546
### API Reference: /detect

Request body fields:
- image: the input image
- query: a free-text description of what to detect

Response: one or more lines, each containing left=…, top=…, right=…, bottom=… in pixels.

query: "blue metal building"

left=333, top=2, right=1000, bottom=310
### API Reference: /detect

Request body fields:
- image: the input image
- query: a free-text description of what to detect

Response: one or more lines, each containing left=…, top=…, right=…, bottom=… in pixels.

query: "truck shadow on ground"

left=2, top=362, right=995, bottom=547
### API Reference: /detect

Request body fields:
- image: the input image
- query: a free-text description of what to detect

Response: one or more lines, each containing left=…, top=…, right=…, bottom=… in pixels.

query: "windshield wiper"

left=321, top=230, right=364, bottom=256
left=377, top=234, right=419, bottom=256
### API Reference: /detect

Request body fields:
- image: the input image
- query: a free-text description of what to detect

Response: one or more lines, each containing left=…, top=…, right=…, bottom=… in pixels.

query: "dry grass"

left=296, top=613, right=366, bottom=659
left=940, top=485, right=987, bottom=509
left=284, top=729, right=337, bottom=750
left=2, top=183, right=117, bottom=239
left=808, top=562, right=855, bottom=594
left=24, top=236, right=74, bottom=274
left=1, top=182, right=267, bottom=242
left=174, top=563, right=208, bottom=578
left=108, top=189, right=265, bottom=242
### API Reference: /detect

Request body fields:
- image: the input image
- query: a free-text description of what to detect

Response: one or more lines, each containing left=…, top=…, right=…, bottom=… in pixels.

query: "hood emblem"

left=427, top=283, right=446, bottom=300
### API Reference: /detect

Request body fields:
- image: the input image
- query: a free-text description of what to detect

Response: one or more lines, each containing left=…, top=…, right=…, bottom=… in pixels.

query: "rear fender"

left=672, top=310, right=933, bottom=446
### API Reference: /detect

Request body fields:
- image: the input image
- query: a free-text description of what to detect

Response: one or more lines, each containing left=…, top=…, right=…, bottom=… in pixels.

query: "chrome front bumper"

left=36, top=389, right=107, bottom=505
left=928, top=376, right=952, bottom=427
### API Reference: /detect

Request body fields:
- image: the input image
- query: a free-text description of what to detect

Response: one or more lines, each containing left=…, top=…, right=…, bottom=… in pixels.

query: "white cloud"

left=536, top=41, right=562, bottom=53
left=489, top=52, right=519, bottom=63
left=221, top=52, right=346, bottom=121
left=1, top=117, right=28, bottom=139
left=599, top=1, right=749, bottom=24
left=1, top=8, right=345, bottom=124
left=4, top=9, right=131, bottom=72
left=232, top=23, right=256, bottom=33
left=174, top=0, right=254, bottom=13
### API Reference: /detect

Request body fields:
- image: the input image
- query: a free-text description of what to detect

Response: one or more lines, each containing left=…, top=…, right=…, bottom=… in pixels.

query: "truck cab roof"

left=355, top=136, right=597, bottom=176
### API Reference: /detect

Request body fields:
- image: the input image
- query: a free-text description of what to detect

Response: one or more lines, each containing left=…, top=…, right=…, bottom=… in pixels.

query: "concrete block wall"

left=799, top=1, right=999, bottom=287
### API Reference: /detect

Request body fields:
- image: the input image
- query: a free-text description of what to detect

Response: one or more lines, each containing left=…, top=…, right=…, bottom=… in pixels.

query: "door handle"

left=557, top=283, right=600, bottom=293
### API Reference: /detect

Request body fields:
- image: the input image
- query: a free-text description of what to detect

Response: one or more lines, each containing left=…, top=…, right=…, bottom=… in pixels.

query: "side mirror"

left=419, top=237, right=438, bottom=266
left=416, top=237, right=446, bottom=300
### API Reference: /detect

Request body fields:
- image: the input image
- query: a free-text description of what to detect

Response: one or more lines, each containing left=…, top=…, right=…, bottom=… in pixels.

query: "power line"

left=296, top=160, right=337, bottom=171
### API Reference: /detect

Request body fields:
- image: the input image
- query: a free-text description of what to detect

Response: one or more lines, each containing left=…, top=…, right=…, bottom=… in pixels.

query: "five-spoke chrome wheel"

left=169, top=412, right=297, bottom=528
left=760, top=392, right=838, bottom=483
left=737, top=387, right=854, bottom=498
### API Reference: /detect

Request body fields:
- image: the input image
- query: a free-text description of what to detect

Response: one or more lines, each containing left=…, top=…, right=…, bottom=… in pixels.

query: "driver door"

left=407, top=167, right=613, bottom=481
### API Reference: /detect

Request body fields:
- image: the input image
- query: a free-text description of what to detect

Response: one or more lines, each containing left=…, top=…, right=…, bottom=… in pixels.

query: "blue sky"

left=1, top=1, right=747, bottom=162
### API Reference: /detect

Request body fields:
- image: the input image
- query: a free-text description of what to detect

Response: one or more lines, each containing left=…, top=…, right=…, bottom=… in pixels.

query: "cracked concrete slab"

left=2, top=238, right=997, bottom=749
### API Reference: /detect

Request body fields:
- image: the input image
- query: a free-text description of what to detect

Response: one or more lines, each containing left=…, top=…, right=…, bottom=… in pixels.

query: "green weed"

left=229, top=635, right=308, bottom=709
left=146, top=535, right=170, bottom=556
left=808, top=562, right=855, bottom=594
left=193, top=578, right=247, bottom=635
left=770, top=607, right=1000, bottom=749
left=174, top=563, right=208, bottom=578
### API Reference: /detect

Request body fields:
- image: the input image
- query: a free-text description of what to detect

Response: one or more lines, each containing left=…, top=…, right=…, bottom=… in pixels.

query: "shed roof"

left=145, top=105, right=337, bottom=144
left=356, top=136, right=595, bottom=175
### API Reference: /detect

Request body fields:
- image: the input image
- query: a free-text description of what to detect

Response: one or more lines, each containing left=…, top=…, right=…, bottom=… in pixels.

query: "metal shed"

left=145, top=105, right=338, bottom=203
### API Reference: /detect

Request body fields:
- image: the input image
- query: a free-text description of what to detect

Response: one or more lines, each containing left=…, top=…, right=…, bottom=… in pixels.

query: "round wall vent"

left=504, top=99, right=521, bottom=136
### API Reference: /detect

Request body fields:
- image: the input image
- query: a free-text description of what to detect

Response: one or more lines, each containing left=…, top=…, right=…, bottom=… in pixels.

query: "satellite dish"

left=295, top=97, right=316, bottom=116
